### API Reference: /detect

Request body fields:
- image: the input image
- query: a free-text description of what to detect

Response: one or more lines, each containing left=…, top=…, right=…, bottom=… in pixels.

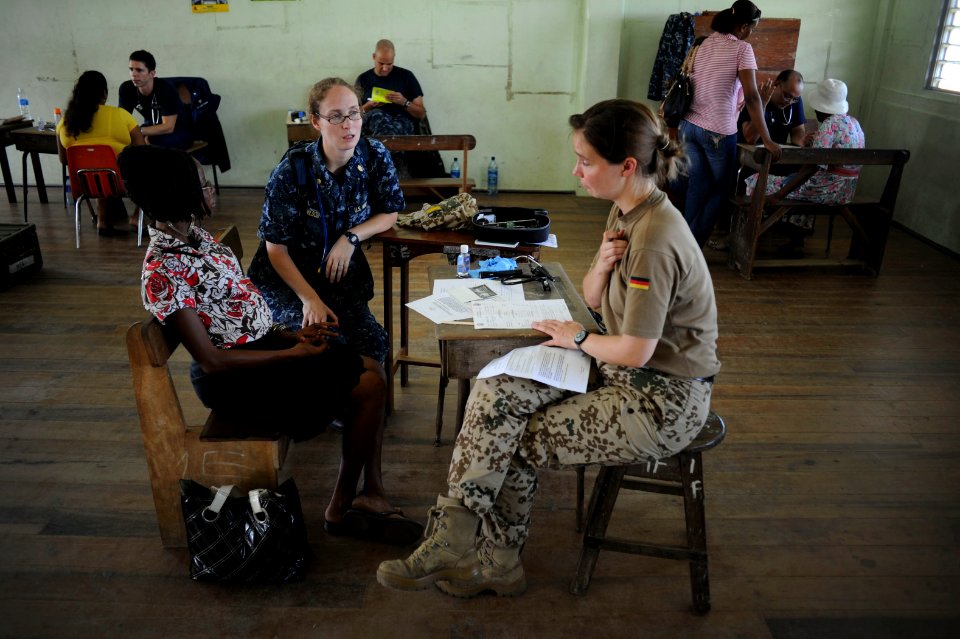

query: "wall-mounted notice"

left=192, top=0, right=229, bottom=13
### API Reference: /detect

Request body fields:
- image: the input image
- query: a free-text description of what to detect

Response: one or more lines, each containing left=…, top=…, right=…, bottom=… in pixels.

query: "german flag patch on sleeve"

left=628, top=276, right=650, bottom=290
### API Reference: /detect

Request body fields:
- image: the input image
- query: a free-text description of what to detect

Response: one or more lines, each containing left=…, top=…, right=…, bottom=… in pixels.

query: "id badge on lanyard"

left=312, top=178, right=330, bottom=274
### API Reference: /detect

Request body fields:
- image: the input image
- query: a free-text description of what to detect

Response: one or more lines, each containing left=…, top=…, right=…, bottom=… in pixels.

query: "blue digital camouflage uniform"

left=248, top=137, right=405, bottom=365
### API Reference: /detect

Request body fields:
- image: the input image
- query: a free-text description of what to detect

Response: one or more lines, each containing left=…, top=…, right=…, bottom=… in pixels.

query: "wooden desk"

left=730, top=143, right=910, bottom=279
left=428, top=262, right=600, bottom=445
left=287, top=121, right=317, bottom=145
left=10, top=127, right=66, bottom=223
left=376, top=225, right=542, bottom=414
left=1, top=117, right=32, bottom=203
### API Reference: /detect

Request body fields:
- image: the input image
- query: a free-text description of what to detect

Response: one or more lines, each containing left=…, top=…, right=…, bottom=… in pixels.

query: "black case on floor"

left=0, top=224, right=42, bottom=290
left=472, top=207, right=550, bottom=244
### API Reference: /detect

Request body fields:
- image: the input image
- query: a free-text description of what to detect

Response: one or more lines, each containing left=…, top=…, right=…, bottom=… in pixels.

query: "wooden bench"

left=729, top=144, right=910, bottom=279
left=126, top=226, right=292, bottom=548
left=374, top=134, right=477, bottom=200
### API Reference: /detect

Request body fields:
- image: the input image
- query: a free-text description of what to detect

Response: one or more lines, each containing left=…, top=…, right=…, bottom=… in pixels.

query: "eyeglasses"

left=780, top=90, right=800, bottom=105
left=314, top=110, right=362, bottom=125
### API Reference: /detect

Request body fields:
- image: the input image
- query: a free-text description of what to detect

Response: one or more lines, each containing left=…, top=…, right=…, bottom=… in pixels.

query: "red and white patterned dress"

left=141, top=226, right=273, bottom=347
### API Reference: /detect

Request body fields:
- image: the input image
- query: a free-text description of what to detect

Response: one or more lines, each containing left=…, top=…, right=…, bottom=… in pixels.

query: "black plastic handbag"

left=179, top=478, right=309, bottom=583
left=661, top=42, right=699, bottom=128
left=661, top=73, right=693, bottom=128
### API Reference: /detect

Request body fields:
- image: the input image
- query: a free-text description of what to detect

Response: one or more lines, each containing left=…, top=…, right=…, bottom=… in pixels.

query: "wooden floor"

left=1, top=188, right=958, bottom=639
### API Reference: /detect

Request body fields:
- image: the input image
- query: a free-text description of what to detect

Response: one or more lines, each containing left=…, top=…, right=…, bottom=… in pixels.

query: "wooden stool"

left=570, top=412, right=726, bottom=614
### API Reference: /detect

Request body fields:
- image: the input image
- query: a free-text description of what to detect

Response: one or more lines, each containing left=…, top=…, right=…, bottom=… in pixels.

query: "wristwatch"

left=573, top=329, right=590, bottom=351
left=404, top=100, right=412, bottom=108
left=344, top=231, right=361, bottom=247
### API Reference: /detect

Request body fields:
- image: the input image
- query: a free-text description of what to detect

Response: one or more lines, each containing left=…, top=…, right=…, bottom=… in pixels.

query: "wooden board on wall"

left=694, top=14, right=801, bottom=83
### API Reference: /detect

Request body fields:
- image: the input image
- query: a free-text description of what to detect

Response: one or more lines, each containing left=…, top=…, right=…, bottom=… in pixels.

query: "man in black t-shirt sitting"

left=355, top=39, right=426, bottom=137
left=119, top=50, right=192, bottom=150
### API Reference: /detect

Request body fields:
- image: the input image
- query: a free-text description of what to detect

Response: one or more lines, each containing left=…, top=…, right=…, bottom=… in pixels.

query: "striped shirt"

left=685, top=32, right=757, bottom=136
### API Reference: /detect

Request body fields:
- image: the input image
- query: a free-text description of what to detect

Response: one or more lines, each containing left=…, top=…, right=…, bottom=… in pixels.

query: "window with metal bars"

left=929, top=0, right=960, bottom=93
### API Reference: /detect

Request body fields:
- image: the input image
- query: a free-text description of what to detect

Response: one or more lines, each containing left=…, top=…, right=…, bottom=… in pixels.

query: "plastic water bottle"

left=450, top=157, right=461, bottom=178
left=54, top=107, right=62, bottom=126
left=487, top=156, right=499, bottom=195
left=16, top=88, right=30, bottom=119
left=456, top=244, right=471, bottom=278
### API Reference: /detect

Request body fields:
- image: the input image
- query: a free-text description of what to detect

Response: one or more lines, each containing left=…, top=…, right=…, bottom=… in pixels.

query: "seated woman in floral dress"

left=119, top=144, right=421, bottom=545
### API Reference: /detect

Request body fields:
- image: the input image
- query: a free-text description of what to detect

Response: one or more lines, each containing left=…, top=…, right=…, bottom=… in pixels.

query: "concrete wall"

left=860, top=0, right=960, bottom=254
left=1, top=0, right=954, bottom=250
left=0, top=0, right=604, bottom=192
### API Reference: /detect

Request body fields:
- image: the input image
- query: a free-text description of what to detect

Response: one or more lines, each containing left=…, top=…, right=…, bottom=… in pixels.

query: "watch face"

left=574, top=330, right=588, bottom=344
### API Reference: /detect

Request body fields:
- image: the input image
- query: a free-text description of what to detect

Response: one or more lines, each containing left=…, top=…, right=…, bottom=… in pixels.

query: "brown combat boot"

left=435, top=539, right=527, bottom=598
left=376, top=495, right=479, bottom=591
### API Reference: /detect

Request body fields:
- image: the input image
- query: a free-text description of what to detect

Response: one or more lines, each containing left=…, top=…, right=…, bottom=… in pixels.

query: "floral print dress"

left=745, top=113, right=865, bottom=230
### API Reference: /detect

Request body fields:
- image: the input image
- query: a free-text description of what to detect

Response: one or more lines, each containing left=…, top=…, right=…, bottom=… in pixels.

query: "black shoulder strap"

left=285, top=137, right=373, bottom=216
left=284, top=141, right=314, bottom=216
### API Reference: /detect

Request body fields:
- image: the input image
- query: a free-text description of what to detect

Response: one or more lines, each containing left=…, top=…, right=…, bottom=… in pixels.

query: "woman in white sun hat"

left=745, top=78, right=865, bottom=244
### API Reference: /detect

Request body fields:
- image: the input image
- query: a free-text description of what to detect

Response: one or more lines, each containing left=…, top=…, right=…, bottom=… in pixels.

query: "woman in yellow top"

left=57, top=70, right=145, bottom=234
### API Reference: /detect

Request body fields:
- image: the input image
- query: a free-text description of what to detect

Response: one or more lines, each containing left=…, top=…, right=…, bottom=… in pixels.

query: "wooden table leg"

left=21, top=151, right=28, bottom=222
left=382, top=243, right=394, bottom=415
left=1, top=147, right=16, bottom=203
left=31, top=152, right=47, bottom=203
left=400, top=260, right=410, bottom=387
left=435, top=340, right=448, bottom=447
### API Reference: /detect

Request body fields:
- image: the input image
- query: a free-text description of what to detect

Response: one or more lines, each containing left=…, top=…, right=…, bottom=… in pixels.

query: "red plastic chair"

left=65, top=145, right=142, bottom=248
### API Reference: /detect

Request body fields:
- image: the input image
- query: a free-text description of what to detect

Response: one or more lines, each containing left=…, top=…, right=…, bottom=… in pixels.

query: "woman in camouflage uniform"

left=378, top=99, right=721, bottom=597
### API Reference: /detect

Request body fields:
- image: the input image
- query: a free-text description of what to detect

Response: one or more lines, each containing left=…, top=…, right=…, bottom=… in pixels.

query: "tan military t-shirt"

left=594, top=189, right=720, bottom=378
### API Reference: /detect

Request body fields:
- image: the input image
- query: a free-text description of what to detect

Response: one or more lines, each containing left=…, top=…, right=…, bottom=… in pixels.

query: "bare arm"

left=740, top=78, right=774, bottom=144
left=323, top=211, right=398, bottom=282
left=385, top=92, right=426, bottom=120
left=583, top=229, right=626, bottom=308
left=141, top=113, right=177, bottom=138
left=264, top=240, right=338, bottom=327
left=166, top=306, right=329, bottom=375
left=531, top=320, right=659, bottom=368
left=789, top=124, right=807, bottom=147
left=739, top=69, right=781, bottom=161
left=129, top=124, right=147, bottom=146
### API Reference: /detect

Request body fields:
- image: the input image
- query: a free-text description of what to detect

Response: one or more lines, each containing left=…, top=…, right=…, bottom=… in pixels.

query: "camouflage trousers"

left=447, top=364, right=713, bottom=548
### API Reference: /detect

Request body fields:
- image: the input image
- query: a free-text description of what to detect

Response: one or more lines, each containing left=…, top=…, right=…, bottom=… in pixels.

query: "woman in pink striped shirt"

left=680, top=0, right=781, bottom=247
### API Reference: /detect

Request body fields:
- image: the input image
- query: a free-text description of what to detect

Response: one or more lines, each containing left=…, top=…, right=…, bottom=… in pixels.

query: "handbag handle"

left=681, top=43, right=700, bottom=76
left=202, top=485, right=235, bottom=522
left=249, top=488, right=270, bottom=524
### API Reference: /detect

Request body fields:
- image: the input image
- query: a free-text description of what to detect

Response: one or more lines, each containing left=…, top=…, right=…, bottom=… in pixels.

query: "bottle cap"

left=54, top=107, right=61, bottom=114
left=460, top=244, right=469, bottom=253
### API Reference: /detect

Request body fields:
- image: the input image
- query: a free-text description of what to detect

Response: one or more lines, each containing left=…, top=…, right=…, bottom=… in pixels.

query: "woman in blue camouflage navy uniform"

left=248, top=77, right=405, bottom=365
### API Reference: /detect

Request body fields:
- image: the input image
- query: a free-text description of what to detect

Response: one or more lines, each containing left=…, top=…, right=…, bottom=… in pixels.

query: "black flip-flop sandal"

left=328, top=509, right=423, bottom=546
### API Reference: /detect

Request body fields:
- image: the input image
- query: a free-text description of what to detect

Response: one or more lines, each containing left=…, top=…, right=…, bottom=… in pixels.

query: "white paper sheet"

left=471, top=299, right=572, bottom=329
left=477, top=344, right=591, bottom=393
left=432, top=278, right=525, bottom=302
left=406, top=294, right=473, bottom=323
